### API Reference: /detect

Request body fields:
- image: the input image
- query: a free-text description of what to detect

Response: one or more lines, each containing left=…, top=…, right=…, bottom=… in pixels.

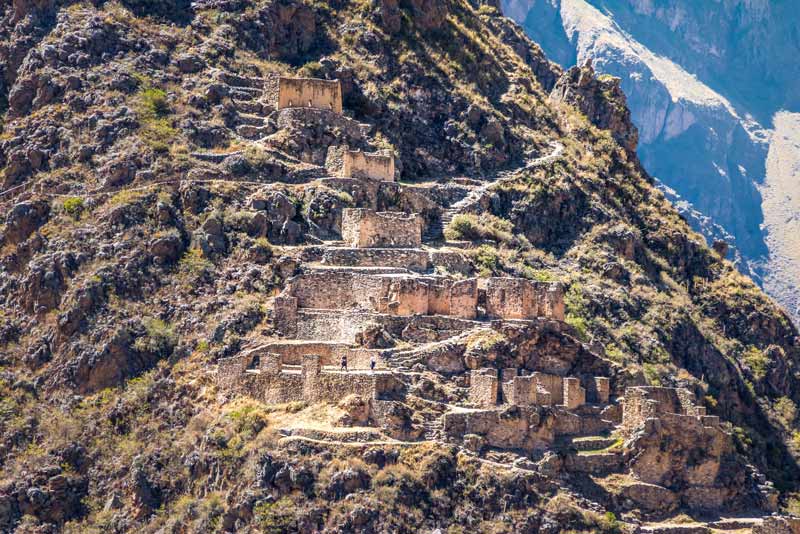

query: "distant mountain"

left=504, top=0, right=800, bottom=321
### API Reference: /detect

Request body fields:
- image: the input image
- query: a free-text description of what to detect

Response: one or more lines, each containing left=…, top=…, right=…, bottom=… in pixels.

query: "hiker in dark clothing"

left=341, top=355, right=348, bottom=372
left=370, top=357, right=376, bottom=372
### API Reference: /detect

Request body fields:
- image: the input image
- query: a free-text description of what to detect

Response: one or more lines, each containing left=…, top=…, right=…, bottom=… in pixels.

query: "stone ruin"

left=218, top=351, right=402, bottom=404
left=276, top=76, right=343, bottom=114
left=621, top=385, right=719, bottom=435
left=485, top=277, right=565, bottom=321
left=212, top=72, right=781, bottom=524
left=341, top=150, right=395, bottom=181
left=275, top=271, right=566, bottom=331
left=341, top=208, right=422, bottom=248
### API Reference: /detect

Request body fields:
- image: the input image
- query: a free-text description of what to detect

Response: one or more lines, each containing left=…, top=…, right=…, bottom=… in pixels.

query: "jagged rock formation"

left=502, top=0, right=800, bottom=322
left=1, top=0, right=800, bottom=532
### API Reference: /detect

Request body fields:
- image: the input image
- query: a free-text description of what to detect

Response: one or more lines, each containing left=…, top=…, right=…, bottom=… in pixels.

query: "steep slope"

left=0, top=1, right=799, bottom=532
left=502, top=0, right=800, bottom=321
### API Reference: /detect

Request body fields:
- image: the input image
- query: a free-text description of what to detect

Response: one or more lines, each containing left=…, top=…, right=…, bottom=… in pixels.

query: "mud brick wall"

left=321, top=247, right=430, bottom=272
left=278, top=77, right=342, bottom=113
left=342, top=209, right=423, bottom=248
left=469, top=369, right=499, bottom=407
left=484, top=278, right=565, bottom=321
left=341, top=150, right=395, bottom=181
left=563, top=377, right=586, bottom=409
left=532, top=372, right=563, bottom=405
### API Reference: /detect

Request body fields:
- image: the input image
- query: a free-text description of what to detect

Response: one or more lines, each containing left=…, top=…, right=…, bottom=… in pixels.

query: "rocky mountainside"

left=502, top=0, right=800, bottom=322
left=1, top=0, right=800, bottom=533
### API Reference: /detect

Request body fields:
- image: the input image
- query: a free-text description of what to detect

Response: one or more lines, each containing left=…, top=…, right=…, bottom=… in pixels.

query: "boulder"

left=1, top=200, right=50, bottom=245
left=150, top=233, right=185, bottom=264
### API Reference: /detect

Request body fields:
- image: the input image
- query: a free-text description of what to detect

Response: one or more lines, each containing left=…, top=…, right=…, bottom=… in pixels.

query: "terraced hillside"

left=1, top=1, right=800, bottom=532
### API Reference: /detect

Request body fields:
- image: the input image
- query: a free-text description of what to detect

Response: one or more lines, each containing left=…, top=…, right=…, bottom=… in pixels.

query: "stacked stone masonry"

left=342, top=208, right=422, bottom=248
left=341, top=150, right=395, bottom=181
left=621, top=386, right=718, bottom=436
left=280, top=271, right=565, bottom=323
left=277, top=77, right=343, bottom=114
left=471, top=368, right=603, bottom=410
left=485, top=277, right=566, bottom=321
left=218, top=352, right=401, bottom=403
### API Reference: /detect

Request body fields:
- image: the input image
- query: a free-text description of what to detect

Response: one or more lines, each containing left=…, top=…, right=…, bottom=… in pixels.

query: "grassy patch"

left=445, top=213, right=514, bottom=244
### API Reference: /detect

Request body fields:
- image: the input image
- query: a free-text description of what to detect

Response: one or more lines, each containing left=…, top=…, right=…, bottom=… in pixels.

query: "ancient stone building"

left=217, top=352, right=402, bottom=403
left=341, top=208, right=422, bottom=248
left=277, top=77, right=343, bottom=114
left=485, top=278, right=565, bottom=321
left=341, top=150, right=395, bottom=181
left=283, top=271, right=479, bottom=319
left=621, top=386, right=718, bottom=435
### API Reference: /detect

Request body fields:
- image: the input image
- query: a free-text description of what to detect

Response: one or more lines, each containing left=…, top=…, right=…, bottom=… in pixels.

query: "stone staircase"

left=421, top=416, right=444, bottom=441
left=423, top=142, right=564, bottom=243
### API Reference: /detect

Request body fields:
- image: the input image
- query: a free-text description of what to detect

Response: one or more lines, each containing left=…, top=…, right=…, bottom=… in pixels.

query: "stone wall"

left=277, top=77, right=342, bottom=114
left=284, top=272, right=478, bottom=319
left=341, top=208, right=422, bottom=248
left=272, top=296, right=298, bottom=337
left=485, top=278, right=565, bottom=321
left=621, top=386, right=702, bottom=435
left=532, top=372, right=563, bottom=405
left=293, top=309, right=480, bottom=343
left=753, top=517, right=800, bottom=534
left=321, top=247, right=430, bottom=272
left=443, top=406, right=556, bottom=452
left=469, top=369, right=499, bottom=407
left=342, top=150, right=395, bottom=181
left=246, top=341, right=384, bottom=369
left=563, top=377, right=586, bottom=409
left=217, top=353, right=402, bottom=403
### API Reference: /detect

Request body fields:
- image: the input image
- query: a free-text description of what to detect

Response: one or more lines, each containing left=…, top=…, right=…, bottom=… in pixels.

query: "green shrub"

left=179, top=248, right=214, bottom=278
left=140, top=87, right=170, bottom=117
left=471, top=245, right=500, bottom=276
left=133, top=318, right=177, bottom=355
left=444, top=213, right=514, bottom=244
left=62, top=197, right=84, bottom=219
left=741, top=345, right=769, bottom=380
left=254, top=497, right=297, bottom=533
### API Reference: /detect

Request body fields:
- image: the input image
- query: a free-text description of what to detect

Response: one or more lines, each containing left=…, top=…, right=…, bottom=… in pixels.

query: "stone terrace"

left=210, top=73, right=779, bottom=525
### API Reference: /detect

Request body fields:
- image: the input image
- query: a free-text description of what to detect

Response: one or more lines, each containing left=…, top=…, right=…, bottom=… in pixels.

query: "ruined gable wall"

left=278, top=77, right=343, bottom=113
left=342, top=150, right=395, bottom=181
left=341, top=209, right=422, bottom=249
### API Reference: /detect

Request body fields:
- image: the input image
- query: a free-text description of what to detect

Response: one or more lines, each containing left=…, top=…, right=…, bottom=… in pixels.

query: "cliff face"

left=503, top=0, right=800, bottom=321
left=2, top=0, right=800, bottom=532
